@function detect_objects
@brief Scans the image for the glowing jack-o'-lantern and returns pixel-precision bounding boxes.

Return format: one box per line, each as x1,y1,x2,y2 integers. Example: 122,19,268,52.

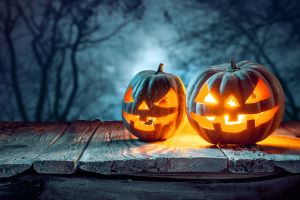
186,59,285,144
122,63,187,141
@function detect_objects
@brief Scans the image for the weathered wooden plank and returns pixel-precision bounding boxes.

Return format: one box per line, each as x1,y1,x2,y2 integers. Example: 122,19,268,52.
219,127,287,173
2,120,300,176
34,121,100,174
79,122,227,174
1,174,300,200
220,145,274,173
258,130,300,173
123,171,280,180
0,123,67,177
220,126,300,173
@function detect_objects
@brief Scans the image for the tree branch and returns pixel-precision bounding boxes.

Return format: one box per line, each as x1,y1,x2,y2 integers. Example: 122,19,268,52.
2,0,28,121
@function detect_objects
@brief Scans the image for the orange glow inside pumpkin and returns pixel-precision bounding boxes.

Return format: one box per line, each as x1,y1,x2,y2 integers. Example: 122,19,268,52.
138,101,149,110
226,95,240,108
191,78,278,133
246,78,271,104
124,86,134,103
123,88,178,131
154,89,178,107
195,83,218,104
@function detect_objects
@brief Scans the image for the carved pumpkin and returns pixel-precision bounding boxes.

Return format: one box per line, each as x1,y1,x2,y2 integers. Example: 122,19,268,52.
122,64,187,141
186,59,285,144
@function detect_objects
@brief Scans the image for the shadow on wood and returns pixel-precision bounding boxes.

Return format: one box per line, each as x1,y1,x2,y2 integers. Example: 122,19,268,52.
0,174,300,200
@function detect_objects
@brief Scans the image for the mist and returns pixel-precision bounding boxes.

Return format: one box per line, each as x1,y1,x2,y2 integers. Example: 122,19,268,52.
0,0,299,121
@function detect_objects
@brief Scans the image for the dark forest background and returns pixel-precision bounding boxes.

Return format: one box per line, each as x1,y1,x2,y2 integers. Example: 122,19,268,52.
0,0,299,122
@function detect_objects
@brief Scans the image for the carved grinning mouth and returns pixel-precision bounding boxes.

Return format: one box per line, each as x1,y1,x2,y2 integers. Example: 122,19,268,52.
190,106,279,133
123,112,177,131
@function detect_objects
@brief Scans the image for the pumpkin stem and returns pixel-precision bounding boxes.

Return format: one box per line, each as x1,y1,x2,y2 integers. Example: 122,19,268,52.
227,58,239,72
156,63,164,74
230,58,237,69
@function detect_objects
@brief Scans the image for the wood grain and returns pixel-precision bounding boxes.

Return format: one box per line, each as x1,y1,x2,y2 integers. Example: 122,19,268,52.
33,121,100,174
0,123,67,177
1,174,300,200
1,121,300,176
220,125,300,173
79,122,227,174
220,145,274,173
258,127,300,173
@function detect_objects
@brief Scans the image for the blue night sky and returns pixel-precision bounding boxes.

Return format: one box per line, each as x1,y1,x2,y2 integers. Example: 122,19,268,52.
0,0,299,121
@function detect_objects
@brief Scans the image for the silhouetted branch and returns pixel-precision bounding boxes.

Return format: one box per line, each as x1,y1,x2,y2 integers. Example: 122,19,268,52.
82,21,130,44
1,0,28,121
60,28,81,120
53,51,65,119
228,13,299,120
0,0,144,121
169,0,300,120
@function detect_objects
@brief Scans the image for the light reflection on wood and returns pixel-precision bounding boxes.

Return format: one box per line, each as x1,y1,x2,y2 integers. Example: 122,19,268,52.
121,121,300,156
126,122,217,158
82,121,300,174
161,122,215,149
258,134,300,154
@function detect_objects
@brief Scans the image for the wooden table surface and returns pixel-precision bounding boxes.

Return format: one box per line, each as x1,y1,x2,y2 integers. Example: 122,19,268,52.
0,120,300,178
1,121,300,199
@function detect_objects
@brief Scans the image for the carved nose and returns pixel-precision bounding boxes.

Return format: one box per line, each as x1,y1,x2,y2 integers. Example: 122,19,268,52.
226,95,240,108
138,101,149,110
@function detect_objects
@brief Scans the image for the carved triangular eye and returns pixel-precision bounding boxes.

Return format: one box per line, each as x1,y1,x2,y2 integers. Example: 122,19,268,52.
124,86,134,103
154,88,178,108
246,79,270,104
195,83,218,104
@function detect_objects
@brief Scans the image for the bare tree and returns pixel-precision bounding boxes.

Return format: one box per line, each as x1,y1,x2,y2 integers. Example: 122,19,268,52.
165,0,300,120
0,0,28,120
0,0,144,121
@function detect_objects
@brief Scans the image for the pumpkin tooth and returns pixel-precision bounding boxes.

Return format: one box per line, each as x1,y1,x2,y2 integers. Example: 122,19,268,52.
227,114,238,121
213,123,222,132
130,121,135,128
144,119,153,125
139,115,147,121
224,115,245,125
247,119,255,129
